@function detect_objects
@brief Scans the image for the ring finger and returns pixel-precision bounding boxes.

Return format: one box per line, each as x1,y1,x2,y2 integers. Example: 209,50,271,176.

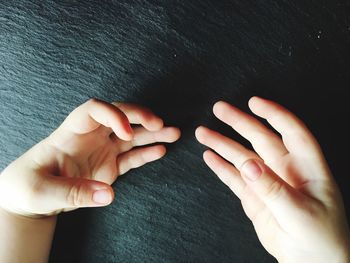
195,126,260,169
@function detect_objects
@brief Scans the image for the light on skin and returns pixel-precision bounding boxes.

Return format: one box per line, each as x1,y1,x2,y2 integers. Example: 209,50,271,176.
0,99,181,263
195,97,350,263
0,96,349,263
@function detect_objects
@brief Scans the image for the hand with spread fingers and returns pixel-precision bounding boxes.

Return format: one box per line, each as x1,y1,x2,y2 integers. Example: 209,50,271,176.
196,96,350,263
0,98,181,217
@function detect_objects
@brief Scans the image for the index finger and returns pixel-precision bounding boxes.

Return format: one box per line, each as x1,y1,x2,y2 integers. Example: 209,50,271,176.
112,102,164,131
61,99,133,141
248,97,322,156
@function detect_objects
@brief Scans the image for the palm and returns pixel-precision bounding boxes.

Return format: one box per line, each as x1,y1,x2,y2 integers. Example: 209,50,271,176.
51,125,121,184
196,97,346,261
46,100,180,186
244,155,307,254
0,99,180,216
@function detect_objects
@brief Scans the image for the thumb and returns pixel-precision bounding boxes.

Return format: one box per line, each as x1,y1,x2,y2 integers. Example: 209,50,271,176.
42,176,114,212
240,159,301,220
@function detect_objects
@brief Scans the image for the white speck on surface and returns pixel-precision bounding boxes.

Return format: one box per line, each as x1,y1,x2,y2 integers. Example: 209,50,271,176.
317,30,322,39
174,54,177,58
278,44,282,52
288,46,292,56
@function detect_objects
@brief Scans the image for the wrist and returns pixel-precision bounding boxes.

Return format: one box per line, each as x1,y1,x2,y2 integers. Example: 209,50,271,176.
0,207,57,263
0,205,57,224
279,247,350,263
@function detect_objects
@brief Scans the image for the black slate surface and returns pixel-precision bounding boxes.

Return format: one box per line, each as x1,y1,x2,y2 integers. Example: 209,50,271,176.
1,1,350,262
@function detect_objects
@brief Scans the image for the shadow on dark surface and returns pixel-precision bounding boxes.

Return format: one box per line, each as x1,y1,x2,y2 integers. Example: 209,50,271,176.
50,24,349,263
243,43,350,218
1,0,350,263
50,210,92,263
130,63,214,129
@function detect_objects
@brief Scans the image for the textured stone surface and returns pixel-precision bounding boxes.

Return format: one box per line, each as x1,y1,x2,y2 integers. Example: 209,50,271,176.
1,1,350,262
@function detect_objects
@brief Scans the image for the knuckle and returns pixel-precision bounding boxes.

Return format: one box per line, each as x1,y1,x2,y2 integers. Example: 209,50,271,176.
87,98,106,109
139,110,149,122
85,98,97,108
264,180,284,202
112,101,122,107
137,151,147,166
257,131,278,145
67,182,85,207
88,98,99,104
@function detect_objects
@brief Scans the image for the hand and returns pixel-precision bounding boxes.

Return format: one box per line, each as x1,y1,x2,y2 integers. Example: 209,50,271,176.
196,97,350,263
0,99,180,217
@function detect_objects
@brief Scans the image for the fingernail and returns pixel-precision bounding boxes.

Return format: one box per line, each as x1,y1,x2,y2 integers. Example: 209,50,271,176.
92,189,112,204
241,160,262,181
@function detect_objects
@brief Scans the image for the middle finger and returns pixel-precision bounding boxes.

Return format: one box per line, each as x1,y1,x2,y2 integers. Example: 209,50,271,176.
117,126,181,153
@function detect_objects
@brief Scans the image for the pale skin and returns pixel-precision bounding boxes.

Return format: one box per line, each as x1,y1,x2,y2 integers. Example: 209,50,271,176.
195,96,350,263
0,99,181,263
0,97,349,263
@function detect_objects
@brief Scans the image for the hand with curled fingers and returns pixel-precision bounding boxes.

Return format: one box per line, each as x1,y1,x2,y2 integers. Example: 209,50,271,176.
196,97,350,263
0,98,181,217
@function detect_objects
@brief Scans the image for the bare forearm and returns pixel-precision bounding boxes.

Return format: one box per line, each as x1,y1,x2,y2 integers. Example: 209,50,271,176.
0,208,56,263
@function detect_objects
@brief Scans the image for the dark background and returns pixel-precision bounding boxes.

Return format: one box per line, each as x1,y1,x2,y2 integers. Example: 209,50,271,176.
1,1,349,262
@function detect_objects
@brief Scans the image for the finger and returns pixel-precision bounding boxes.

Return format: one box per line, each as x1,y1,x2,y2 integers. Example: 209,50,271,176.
213,101,288,164
112,102,164,131
203,150,246,199
133,126,181,146
248,97,321,156
61,99,133,141
117,145,166,175
240,159,304,226
195,126,259,169
37,176,114,213
240,187,267,223
118,126,181,153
